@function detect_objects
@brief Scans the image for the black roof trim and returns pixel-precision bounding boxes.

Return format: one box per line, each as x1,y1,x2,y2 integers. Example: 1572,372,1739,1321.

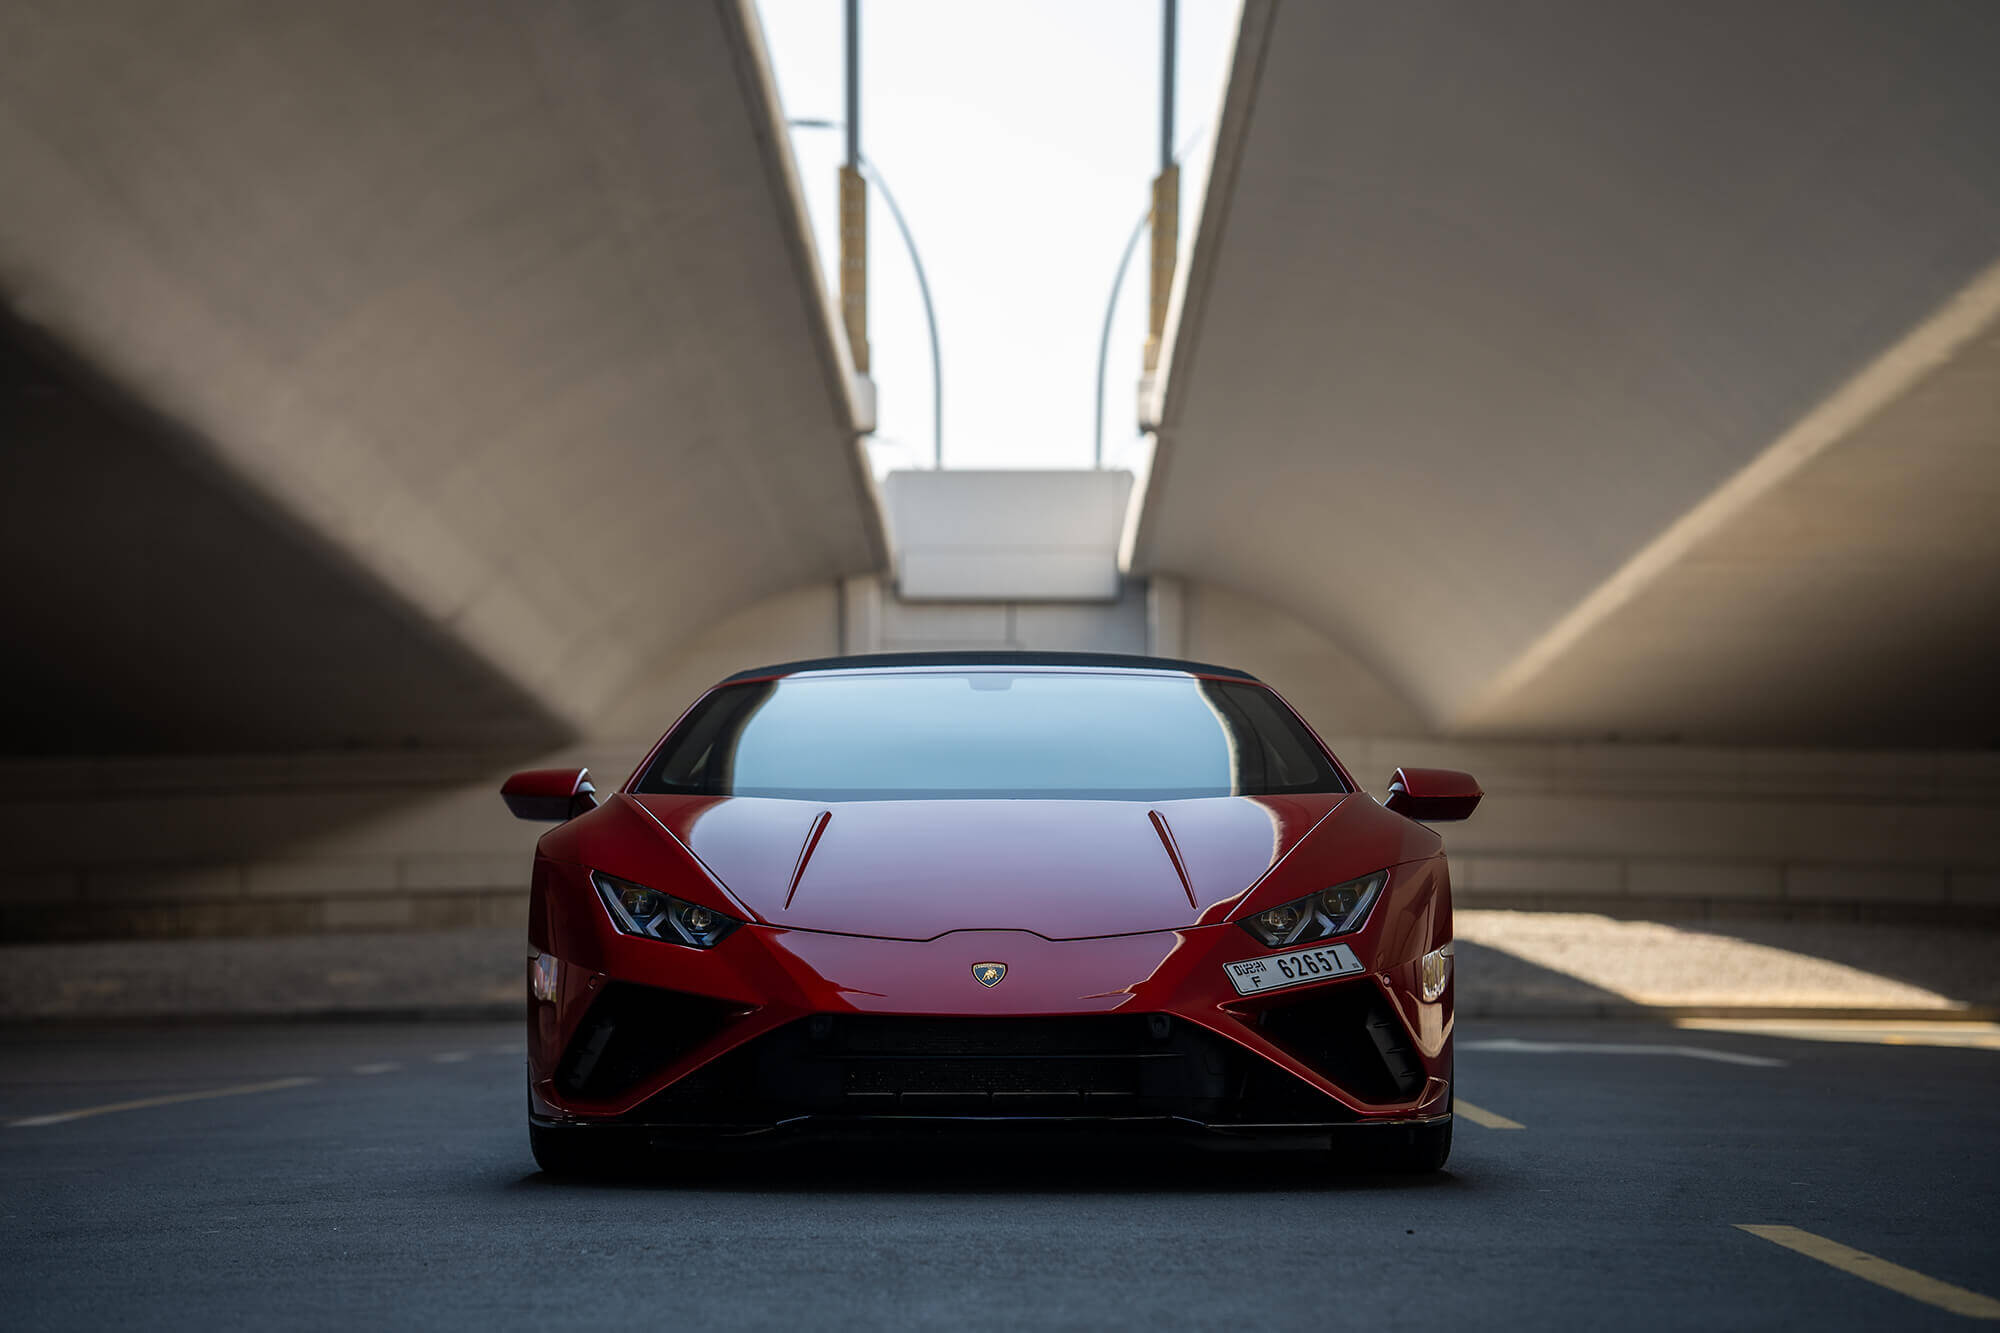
720,651,1259,684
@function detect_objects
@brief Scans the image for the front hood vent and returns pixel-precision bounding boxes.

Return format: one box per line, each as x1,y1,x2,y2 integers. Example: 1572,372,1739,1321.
628,792,1347,941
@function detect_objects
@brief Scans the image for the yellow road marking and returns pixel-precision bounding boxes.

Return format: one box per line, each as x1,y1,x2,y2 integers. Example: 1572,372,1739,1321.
7,1077,317,1128
1682,1018,2000,1051
1455,1099,1523,1130
1738,1225,2000,1320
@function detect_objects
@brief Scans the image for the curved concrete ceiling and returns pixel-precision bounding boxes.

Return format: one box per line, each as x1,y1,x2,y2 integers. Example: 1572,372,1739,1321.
0,0,883,751
1459,273,2000,747
0,312,566,754
1134,0,2000,745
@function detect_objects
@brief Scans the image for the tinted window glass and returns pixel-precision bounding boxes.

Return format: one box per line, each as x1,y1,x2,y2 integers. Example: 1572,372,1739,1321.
637,672,1345,800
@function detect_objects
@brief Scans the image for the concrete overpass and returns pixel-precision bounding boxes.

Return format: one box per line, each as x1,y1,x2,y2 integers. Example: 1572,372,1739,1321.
0,0,883,755
1134,0,2000,748
1,0,1996,938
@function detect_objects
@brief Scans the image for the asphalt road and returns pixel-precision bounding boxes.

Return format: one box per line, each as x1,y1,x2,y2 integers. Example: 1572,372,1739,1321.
2,1018,1995,1330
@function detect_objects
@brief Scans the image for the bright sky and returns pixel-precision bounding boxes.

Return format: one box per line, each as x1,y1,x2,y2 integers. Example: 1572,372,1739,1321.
757,0,1242,472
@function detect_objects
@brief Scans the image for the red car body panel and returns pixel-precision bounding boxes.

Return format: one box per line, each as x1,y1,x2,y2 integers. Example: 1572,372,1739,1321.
618,791,1386,939
515,657,1468,1141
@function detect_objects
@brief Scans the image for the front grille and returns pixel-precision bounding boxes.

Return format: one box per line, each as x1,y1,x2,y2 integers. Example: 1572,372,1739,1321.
634,1013,1354,1125
845,1058,1142,1097
823,1014,1171,1058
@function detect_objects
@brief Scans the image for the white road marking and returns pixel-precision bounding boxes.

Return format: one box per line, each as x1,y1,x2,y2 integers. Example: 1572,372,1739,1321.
8,1077,318,1128
351,1062,401,1075
430,1051,470,1064
1462,1038,1783,1067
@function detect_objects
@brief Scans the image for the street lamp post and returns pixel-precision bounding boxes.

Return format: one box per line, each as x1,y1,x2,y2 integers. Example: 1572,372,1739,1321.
1141,0,1179,414
1093,209,1150,470
791,119,943,470
1095,113,1204,469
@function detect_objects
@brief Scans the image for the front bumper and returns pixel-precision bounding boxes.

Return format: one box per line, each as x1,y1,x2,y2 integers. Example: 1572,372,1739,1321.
527,860,1453,1135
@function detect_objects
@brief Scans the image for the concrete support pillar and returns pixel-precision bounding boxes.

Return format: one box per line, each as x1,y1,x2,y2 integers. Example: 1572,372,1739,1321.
839,573,882,654
1147,574,1186,658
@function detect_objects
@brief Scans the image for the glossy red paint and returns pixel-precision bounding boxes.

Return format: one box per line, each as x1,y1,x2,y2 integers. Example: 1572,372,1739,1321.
515,659,1472,1141
1383,767,1484,823
501,767,598,823
523,847,1454,1123
631,792,1323,939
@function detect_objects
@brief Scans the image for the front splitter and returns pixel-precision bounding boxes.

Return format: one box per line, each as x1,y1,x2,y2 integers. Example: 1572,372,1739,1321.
531,1110,1453,1149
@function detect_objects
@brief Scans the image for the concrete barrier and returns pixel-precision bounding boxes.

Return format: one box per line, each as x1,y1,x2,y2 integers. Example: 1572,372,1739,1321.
3,736,1995,940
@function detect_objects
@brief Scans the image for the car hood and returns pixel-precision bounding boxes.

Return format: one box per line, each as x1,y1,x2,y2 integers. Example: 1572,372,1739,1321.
626,792,1353,941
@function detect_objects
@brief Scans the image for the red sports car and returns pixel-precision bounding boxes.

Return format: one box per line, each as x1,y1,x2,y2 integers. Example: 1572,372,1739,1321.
501,653,1479,1175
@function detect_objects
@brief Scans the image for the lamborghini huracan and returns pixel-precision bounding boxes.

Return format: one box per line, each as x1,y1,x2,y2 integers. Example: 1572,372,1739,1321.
502,652,1480,1174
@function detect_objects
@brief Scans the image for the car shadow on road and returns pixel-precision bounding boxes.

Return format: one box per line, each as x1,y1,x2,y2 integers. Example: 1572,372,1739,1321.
507,1137,1504,1197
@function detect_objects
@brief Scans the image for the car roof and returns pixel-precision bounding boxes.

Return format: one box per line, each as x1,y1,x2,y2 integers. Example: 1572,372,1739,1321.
719,651,1261,684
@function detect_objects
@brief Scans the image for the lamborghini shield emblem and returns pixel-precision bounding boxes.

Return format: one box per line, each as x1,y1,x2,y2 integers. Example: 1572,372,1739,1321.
972,961,1008,988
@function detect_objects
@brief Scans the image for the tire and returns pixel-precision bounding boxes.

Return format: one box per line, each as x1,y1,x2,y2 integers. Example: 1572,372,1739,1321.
1382,1116,1452,1174
1338,1110,1453,1174
528,1122,629,1179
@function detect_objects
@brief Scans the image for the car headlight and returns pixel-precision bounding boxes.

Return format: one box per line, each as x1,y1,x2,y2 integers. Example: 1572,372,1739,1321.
592,871,740,948
1239,870,1387,948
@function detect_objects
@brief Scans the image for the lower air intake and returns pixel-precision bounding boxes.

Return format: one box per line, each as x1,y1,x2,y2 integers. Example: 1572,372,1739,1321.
1257,982,1427,1104
554,983,739,1102
637,1013,1354,1125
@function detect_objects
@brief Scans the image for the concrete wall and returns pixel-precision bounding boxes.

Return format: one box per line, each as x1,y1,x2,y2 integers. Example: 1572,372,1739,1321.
0,749,581,941
1159,577,1429,737
1186,577,2000,920
7,574,1994,941
0,575,1156,940
8,729,1992,941
594,573,1151,739
1332,737,2000,922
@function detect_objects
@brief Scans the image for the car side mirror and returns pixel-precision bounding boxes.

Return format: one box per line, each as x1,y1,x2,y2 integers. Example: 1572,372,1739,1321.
501,767,599,822
1382,766,1481,822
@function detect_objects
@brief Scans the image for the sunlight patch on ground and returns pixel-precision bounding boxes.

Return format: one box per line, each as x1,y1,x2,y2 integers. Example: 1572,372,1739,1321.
1456,911,1964,1010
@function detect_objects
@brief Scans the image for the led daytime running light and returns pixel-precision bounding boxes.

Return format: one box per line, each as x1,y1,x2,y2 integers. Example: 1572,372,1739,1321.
591,871,740,949
1239,870,1387,948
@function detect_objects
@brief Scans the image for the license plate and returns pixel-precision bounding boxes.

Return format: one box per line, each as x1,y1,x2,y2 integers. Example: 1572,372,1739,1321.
1223,942,1364,996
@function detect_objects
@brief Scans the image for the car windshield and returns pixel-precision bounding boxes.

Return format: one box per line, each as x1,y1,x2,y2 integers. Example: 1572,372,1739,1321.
635,671,1347,801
